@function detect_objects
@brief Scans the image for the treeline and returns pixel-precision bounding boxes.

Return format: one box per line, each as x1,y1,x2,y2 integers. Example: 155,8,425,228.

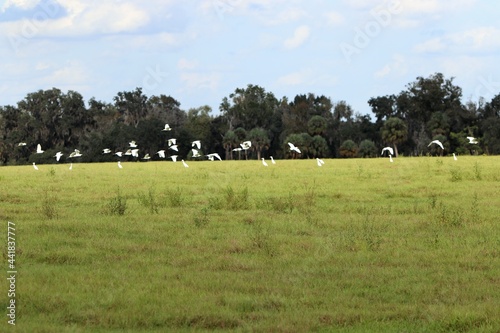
1,72,499,165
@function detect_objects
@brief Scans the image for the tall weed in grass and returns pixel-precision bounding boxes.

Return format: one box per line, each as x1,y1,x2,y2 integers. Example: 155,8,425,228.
39,188,58,219
104,187,127,216
137,185,164,214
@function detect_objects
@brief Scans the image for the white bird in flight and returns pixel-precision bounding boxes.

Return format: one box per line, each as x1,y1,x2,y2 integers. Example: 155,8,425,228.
36,144,44,154
69,149,82,158
170,155,178,162
182,159,189,168
316,158,325,167
270,156,276,164
131,149,139,158
261,158,268,167
192,140,201,149
232,147,242,152
168,138,176,146
32,162,38,170
156,150,166,158
428,140,444,150
381,147,394,156
169,145,178,152
192,149,201,158
142,153,151,160
288,142,301,154
18,142,27,147
102,148,111,154
162,124,172,131
466,136,478,144
240,141,251,150
115,152,123,157
206,153,222,161
54,152,63,162
129,141,138,148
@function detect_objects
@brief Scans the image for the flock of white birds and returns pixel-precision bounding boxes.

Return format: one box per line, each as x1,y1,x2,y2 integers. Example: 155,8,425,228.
380,136,478,163
25,124,478,170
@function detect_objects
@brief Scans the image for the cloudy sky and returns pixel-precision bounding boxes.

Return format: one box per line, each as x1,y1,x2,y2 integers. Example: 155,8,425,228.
1,0,499,116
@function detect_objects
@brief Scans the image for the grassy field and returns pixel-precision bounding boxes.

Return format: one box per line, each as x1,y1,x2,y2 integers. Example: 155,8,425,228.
1,156,499,332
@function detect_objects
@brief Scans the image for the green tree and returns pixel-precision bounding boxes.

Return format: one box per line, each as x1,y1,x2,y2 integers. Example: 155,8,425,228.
248,127,270,160
308,115,327,136
358,139,377,157
339,140,358,158
381,117,408,157
113,87,148,128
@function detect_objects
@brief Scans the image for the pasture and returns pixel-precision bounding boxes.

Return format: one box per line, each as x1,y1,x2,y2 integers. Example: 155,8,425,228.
1,156,499,332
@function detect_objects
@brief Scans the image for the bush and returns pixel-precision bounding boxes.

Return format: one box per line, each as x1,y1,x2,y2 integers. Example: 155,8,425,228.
358,139,377,158
339,140,358,158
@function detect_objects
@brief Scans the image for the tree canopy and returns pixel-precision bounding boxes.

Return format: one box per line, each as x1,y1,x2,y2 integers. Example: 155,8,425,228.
1,73,499,165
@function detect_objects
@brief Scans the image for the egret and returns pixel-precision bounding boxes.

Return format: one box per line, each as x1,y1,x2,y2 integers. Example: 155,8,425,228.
192,140,201,149
169,145,178,152
142,153,151,160
156,150,166,158
129,141,138,148
288,142,301,154
102,148,111,154
54,152,63,162
466,136,478,144
182,159,189,168
453,153,457,161
270,156,276,164
124,149,132,156
261,158,268,166
206,153,221,161
36,144,44,154
192,149,201,158
69,149,82,158
170,155,178,162
117,161,123,169
18,142,27,146
240,141,251,150
428,140,444,150
316,158,325,166
69,163,73,170
232,147,242,152
381,147,394,156
162,124,171,131
115,152,123,157
389,155,394,163
131,149,139,158
168,138,177,146
32,162,38,170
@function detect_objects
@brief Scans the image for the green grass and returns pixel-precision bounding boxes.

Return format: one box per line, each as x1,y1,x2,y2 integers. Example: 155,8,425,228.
1,156,499,332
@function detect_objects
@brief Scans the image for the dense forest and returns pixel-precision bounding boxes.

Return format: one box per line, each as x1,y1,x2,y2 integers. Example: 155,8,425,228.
1,72,499,165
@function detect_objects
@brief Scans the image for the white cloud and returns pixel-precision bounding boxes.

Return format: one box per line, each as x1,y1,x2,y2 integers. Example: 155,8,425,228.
414,26,500,54
374,54,407,78
414,37,446,53
325,11,345,26
2,0,39,11
283,25,310,49
180,72,220,90
177,58,198,70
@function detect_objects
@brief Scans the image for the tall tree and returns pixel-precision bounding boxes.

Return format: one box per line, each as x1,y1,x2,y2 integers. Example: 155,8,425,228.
381,117,408,157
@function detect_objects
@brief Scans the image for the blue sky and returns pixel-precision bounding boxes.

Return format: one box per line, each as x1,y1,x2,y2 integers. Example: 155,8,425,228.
1,0,499,117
